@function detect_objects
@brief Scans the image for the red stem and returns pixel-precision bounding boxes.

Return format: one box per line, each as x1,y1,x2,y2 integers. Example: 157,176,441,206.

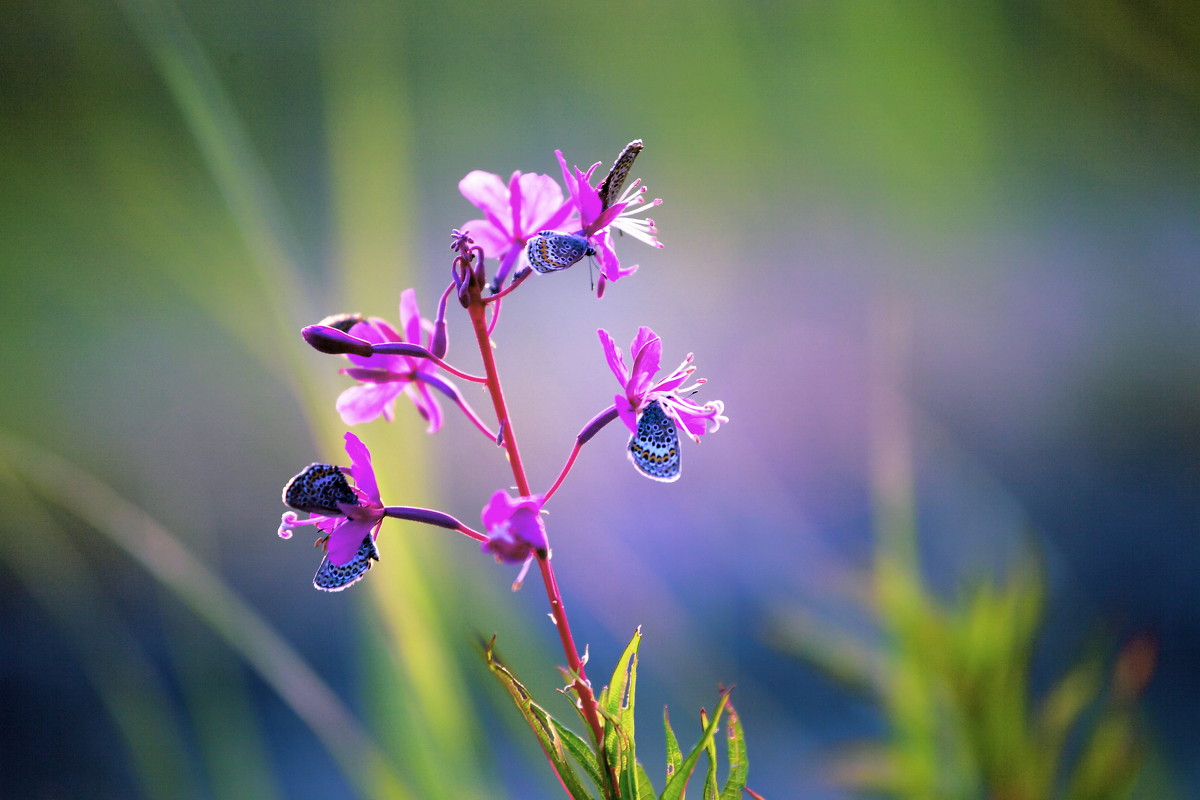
465,293,606,749
541,442,582,505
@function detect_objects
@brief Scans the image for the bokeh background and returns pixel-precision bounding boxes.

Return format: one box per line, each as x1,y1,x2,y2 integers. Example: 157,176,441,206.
2,1,1196,798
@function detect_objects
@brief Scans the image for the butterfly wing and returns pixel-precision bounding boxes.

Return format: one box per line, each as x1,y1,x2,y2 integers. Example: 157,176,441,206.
627,400,681,482
313,533,380,592
283,463,357,514
598,139,644,210
526,231,595,274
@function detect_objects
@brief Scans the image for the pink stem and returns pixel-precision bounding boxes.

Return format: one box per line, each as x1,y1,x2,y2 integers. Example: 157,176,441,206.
541,442,581,505
369,344,488,383
484,268,531,303
542,406,620,503
465,289,606,750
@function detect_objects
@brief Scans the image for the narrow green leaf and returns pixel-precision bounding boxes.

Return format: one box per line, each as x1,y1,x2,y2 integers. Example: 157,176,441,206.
620,763,643,800
663,707,684,792
602,628,644,798
620,648,642,800
606,628,644,720
720,701,748,799
660,691,731,800
700,709,719,800
1035,658,1103,794
552,718,607,798
600,704,633,799
636,763,658,799
483,639,596,800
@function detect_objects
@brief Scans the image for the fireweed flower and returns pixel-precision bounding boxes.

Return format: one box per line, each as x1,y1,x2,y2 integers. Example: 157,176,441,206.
599,326,727,441
337,288,446,431
458,169,575,290
481,490,548,588
279,432,385,591
556,141,663,296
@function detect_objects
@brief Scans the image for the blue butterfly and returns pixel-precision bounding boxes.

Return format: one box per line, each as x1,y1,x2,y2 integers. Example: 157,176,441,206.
526,230,595,273
282,463,380,591
627,400,681,482
313,534,380,592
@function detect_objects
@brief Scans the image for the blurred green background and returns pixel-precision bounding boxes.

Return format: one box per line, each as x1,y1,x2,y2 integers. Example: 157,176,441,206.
2,1,1196,798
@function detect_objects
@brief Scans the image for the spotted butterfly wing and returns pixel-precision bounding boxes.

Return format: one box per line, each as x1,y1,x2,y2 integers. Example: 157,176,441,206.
313,534,380,592
627,400,681,482
526,231,595,274
598,139,644,210
283,463,356,514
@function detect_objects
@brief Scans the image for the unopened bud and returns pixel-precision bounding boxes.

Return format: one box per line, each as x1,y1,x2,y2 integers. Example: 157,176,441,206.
301,324,375,357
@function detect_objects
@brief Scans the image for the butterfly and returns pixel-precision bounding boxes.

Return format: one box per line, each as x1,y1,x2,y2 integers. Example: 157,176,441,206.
526,230,595,273
627,399,681,482
313,533,380,592
282,463,380,591
283,462,357,513
598,139,644,210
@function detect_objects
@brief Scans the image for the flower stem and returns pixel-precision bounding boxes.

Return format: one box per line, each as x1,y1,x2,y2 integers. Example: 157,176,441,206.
465,292,606,749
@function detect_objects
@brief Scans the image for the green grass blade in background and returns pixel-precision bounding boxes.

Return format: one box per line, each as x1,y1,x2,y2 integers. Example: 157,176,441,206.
0,465,199,800
110,1,491,795
0,429,414,799
318,2,491,796
163,605,281,800
114,0,315,356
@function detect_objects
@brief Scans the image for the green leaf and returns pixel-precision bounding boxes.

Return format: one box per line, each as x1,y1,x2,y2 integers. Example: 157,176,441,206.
700,709,719,800
602,628,644,798
605,628,643,721
1035,658,1103,794
552,718,607,798
720,701,748,799
483,638,597,800
660,691,731,800
636,763,658,799
663,707,684,792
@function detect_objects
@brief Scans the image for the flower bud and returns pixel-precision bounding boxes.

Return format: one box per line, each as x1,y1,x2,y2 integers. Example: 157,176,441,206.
302,324,375,357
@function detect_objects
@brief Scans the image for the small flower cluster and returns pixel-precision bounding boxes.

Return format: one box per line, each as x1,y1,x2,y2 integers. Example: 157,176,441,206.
279,140,725,592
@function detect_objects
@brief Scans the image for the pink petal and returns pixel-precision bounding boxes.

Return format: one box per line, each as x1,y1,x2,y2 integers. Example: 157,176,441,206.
615,392,639,434
575,171,604,228
342,432,380,505
555,151,575,203
628,332,662,399
597,329,629,386
398,289,422,346
336,383,402,425
405,381,444,433
326,518,375,566
341,367,404,384
458,170,509,216
481,489,516,530
508,506,547,551
514,172,568,233
674,410,709,440
592,233,638,283
458,218,511,258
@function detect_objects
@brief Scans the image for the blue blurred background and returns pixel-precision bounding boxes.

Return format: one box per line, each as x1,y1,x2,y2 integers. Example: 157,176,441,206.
1,1,1196,798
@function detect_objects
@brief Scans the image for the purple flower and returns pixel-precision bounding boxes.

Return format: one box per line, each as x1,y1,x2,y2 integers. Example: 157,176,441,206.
480,490,548,565
556,149,663,295
336,289,446,431
458,169,574,289
598,326,727,442
278,432,385,568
